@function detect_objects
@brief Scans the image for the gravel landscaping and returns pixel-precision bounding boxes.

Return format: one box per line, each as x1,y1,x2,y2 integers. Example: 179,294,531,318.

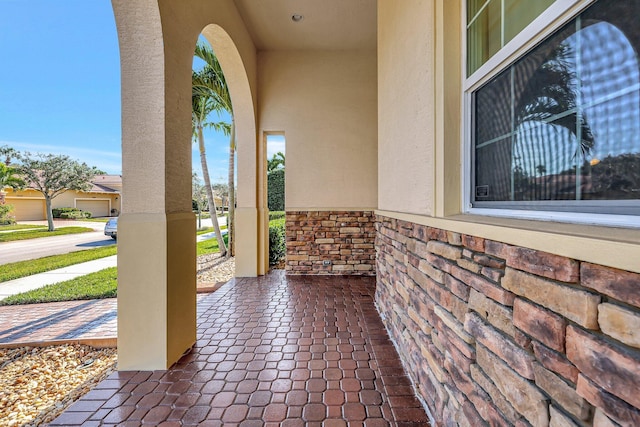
197,252,235,288
0,345,117,426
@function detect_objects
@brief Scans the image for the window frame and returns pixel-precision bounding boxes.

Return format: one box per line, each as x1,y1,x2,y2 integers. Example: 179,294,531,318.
462,0,640,228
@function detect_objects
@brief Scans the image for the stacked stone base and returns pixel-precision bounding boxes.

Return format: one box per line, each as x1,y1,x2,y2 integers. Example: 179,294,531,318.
285,211,375,275
375,215,640,427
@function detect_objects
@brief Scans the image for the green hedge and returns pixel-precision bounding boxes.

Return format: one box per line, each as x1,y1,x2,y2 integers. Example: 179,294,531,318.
268,221,286,265
52,207,92,219
0,204,15,225
267,168,285,211
269,211,285,221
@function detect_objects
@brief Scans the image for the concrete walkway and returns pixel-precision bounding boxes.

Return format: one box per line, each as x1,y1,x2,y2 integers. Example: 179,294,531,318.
0,255,118,301
197,229,228,242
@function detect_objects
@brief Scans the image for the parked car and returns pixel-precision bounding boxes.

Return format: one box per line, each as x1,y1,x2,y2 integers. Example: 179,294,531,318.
104,217,118,239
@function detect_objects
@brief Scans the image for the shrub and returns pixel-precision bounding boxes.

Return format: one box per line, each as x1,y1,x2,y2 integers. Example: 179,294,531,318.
268,221,286,266
53,207,91,219
267,168,285,211
0,204,15,225
269,211,285,221
52,207,75,217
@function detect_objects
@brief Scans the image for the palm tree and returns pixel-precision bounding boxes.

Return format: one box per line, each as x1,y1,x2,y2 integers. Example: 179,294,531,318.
268,152,285,172
192,68,229,256
515,43,594,158
0,162,24,204
194,42,236,257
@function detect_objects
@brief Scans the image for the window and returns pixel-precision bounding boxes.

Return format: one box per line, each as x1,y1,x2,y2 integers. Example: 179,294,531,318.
467,0,556,75
468,0,640,221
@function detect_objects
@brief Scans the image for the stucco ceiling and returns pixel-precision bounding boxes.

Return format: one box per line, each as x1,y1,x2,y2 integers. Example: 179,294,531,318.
233,0,377,51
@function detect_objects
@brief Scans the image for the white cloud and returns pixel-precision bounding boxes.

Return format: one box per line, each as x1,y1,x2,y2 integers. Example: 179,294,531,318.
266,137,286,160
1,140,122,174
2,141,120,158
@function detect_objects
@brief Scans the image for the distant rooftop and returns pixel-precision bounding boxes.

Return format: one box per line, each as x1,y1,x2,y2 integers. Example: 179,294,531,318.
89,174,122,193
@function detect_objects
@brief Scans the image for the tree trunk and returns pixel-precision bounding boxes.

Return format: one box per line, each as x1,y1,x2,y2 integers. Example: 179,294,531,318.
45,196,54,231
199,124,227,256
227,119,236,257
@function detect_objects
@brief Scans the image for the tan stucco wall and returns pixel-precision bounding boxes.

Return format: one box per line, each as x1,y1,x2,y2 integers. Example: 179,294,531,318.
377,0,435,216
376,0,640,275
5,189,120,220
113,0,260,369
55,191,120,216
258,50,378,210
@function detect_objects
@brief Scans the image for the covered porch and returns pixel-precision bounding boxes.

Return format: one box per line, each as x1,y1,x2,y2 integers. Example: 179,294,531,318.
50,272,429,426
91,0,640,426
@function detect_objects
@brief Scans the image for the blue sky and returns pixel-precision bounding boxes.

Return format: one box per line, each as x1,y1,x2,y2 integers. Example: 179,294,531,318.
0,1,284,183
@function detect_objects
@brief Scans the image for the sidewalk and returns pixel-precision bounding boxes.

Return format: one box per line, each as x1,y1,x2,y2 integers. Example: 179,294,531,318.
0,298,117,347
197,228,227,242
0,255,117,301
0,229,223,301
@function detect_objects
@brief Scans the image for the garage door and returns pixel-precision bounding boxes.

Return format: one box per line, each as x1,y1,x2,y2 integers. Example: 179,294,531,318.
76,200,110,218
7,198,46,221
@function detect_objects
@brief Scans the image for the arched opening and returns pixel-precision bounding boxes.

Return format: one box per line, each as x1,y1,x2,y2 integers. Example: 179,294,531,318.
112,1,262,370
199,24,262,278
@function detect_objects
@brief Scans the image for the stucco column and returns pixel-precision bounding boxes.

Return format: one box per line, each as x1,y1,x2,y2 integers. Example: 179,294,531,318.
113,0,196,370
235,128,263,277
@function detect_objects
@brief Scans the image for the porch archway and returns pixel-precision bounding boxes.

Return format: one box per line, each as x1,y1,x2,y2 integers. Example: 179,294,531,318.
112,0,263,370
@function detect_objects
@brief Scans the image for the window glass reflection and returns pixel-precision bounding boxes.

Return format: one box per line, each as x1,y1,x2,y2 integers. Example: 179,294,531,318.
473,0,640,210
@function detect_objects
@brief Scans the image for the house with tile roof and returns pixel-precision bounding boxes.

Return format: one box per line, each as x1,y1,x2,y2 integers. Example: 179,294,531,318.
4,174,122,220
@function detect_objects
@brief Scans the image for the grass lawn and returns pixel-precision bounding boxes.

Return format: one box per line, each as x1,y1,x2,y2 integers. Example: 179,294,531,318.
197,233,229,256
0,226,94,243
0,267,118,306
81,218,110,223
0,245,117,282
1,227,227,305
0,224,45,232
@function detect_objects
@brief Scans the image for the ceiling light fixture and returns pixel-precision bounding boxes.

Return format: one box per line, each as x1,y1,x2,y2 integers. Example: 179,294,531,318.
291,14,304,22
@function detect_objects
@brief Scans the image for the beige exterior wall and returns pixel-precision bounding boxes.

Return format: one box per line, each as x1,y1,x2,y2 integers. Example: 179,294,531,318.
377,5,639,425
376,0,640,275
258,50,378,210
56,191,120,216
377,0,435,216
5,188,120,220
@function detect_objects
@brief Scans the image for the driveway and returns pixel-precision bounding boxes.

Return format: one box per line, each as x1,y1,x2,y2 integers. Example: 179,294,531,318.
0,221,115,264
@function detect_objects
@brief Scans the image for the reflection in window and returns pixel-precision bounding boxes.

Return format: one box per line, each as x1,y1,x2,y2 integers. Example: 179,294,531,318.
472,0,640,214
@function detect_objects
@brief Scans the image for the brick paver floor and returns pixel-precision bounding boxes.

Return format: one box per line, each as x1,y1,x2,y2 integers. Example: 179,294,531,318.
49,271,430,426
0,298,117,346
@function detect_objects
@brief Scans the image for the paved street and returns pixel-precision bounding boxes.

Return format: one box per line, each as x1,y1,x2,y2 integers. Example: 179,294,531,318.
0,215,226,265
0,230,115,264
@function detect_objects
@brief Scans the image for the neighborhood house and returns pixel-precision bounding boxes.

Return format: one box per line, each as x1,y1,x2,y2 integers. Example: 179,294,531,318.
4,174,122,220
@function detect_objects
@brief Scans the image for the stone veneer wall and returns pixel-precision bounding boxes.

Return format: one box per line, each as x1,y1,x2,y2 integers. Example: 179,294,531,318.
375,215,640,426
286,211,376,275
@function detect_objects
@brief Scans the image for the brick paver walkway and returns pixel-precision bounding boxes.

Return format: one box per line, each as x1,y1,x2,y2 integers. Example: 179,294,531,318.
0,298,117,346
50,272,430,426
